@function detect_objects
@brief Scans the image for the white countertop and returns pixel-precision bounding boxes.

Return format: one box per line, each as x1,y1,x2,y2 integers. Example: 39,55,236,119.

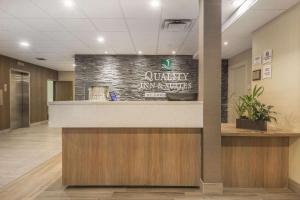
48,101,203,128
48,101,202,105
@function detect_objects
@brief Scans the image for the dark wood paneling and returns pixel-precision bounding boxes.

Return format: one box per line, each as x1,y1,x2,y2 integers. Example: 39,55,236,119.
54,81,73,101
0,54,58,130
62,128,201,186
222,137,289,188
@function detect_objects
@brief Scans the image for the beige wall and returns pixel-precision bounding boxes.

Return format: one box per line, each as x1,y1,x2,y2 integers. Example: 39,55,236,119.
58,71,75,99
252,4,300,184
58,71,74,82
227,49,252,123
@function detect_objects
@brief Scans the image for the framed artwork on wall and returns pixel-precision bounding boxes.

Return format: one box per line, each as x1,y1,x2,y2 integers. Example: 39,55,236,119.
252,69,261,81
262,65,272,79
253,56,262,65
263,49,273,64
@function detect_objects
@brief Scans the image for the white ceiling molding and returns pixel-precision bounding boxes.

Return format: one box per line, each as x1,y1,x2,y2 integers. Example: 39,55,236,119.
222,0,258,32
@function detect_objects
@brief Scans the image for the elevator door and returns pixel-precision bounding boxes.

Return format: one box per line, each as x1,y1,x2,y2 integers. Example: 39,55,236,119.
10,70,30,129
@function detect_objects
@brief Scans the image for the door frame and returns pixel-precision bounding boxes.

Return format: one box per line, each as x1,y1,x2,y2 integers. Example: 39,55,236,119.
228,63,248,122
9,68,31,129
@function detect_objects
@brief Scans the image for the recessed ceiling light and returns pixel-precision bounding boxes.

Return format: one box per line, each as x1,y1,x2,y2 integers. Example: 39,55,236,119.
224,41,229,46
64,0,74,8
172,50,176,55
72,64,76,67
97,36,105,43
104,51,108,54
138,50,143,55
150,0,161,8
19,41,30,47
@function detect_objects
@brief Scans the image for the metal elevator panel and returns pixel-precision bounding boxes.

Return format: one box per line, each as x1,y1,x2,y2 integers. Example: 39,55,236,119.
10,70,30,129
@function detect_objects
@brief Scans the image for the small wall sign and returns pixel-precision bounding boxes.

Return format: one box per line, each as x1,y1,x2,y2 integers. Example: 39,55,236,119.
145,92,167,98
262,65,272,79
263,49,273,64
253,56,262,65
252,69,261,81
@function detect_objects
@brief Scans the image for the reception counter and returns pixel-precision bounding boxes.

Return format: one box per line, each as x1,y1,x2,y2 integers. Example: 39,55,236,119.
49,101,203,187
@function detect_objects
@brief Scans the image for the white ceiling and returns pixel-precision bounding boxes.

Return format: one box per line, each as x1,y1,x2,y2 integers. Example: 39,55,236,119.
0,0,199,71
222,0,300,58
0,0,299,71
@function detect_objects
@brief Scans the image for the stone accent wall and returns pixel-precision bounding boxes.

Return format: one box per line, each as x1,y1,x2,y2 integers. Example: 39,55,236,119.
221,59,228,123
75,55,198,101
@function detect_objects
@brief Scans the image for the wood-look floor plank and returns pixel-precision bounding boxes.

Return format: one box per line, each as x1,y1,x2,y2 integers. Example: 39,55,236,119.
0,123,61,187
0,153,62,200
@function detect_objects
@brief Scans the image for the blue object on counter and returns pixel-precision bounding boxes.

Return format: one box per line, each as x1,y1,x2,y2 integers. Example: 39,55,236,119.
110,91,117,101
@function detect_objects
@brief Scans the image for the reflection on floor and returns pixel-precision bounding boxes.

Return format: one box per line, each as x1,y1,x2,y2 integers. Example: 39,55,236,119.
0,123,61,187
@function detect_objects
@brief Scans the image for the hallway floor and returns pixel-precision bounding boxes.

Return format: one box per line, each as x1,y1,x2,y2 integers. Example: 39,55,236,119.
0,123,61,187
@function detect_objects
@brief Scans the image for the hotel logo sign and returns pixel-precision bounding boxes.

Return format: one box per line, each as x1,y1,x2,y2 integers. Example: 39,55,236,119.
161,59,172,71
139,58,192,96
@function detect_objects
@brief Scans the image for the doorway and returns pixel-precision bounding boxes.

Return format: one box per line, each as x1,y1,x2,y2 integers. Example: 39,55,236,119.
228,64,248,123
54,81,73,101
10,70,30,129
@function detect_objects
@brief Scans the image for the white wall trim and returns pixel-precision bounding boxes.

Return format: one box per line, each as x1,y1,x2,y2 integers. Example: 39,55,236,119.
200,179,223,194
30,120,48,126
0,128,11,134
289,178,300,194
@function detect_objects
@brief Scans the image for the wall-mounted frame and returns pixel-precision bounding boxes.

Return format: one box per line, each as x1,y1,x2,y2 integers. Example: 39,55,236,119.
252,69,261,81
253,56,262,65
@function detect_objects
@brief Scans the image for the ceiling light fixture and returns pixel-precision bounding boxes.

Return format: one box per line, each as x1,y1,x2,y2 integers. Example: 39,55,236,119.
138,50,143,55
72,64,76,67
150,0,161,8
172,50,176,55
19,41,30,48
222,0,258,32
63,0,74,8
97,36,105,43
224,41,229,46
104,51,108,54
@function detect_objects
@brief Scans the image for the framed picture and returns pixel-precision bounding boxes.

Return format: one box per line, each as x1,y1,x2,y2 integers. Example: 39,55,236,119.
262,65,272,79
252,69,261,81
253,56,262,65
263,49,273,64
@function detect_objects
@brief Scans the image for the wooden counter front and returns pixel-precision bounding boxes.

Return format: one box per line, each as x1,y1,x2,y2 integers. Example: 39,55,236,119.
62,128,201,186
221,124,300,188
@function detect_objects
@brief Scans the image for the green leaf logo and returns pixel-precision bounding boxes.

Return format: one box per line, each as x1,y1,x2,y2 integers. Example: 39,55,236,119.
161,59,172,71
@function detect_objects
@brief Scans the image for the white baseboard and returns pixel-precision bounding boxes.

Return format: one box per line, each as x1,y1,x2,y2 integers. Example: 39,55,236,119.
0,128,11,134
289,178,300,194
30,120,48,126
200,179,223,194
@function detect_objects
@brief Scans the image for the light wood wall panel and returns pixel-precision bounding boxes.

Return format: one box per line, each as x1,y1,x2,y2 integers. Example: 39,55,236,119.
62,128,201,186
0,54,58,130
222,137,289,188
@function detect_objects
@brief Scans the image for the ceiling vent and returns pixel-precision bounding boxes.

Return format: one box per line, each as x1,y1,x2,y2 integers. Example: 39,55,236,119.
162,19,194,31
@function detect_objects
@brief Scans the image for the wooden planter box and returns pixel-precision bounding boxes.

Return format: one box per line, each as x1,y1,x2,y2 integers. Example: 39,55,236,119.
236,119,267,131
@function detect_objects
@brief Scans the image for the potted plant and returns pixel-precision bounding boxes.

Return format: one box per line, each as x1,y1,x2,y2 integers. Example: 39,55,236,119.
235,85,277,131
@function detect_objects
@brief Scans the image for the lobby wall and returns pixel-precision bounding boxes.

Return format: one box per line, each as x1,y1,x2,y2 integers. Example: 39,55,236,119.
75,55,198,101
0,54,58,131
58,71,74,82
252,3,300,184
